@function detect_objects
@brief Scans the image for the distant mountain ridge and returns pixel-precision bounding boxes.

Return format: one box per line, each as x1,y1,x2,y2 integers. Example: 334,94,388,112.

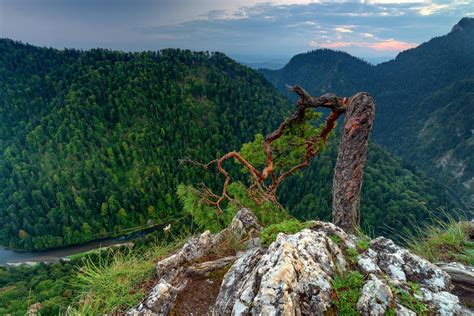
261,17,474,205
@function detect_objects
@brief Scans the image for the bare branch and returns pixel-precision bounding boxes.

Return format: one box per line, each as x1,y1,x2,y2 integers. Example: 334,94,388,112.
182,85,355,209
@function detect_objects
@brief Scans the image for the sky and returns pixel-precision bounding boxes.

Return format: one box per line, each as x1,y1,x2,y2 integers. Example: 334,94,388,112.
0,0,472,64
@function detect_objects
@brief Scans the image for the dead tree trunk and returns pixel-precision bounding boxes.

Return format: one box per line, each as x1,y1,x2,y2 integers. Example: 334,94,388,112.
332,92,375,233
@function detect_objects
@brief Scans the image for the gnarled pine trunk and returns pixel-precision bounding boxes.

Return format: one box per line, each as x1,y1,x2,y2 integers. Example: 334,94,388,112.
332,92,375,233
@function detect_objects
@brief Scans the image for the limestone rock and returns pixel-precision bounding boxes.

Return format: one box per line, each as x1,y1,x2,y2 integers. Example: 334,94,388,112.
129,281,182,315
358,237,468,315
128,208,261,315
368,237,452,292
395,304,416,316
357,274,393,316
228,207,262,237
214,247,264,315
214,223,350,315
130,210,469,316
358,248,382,274
437,262,474,308
310,220,357,249
156,230,215,280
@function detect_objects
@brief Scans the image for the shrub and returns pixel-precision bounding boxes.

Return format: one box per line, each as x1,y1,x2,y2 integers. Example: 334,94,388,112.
331,271,364,315
73,242,176,313
259,220,312,246
405,214,474,265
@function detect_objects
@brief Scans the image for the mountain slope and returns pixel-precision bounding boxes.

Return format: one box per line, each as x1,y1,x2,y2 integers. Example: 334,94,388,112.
394,79,474,194
262,17,474,204
372,17,474,143
278,141,461,237
260,49,372,98
0,40,289,249
0,39,462,249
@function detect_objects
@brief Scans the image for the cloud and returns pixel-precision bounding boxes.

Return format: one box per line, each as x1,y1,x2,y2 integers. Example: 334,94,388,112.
366,0,428,3
309,38,418,52
418,3,450,15
334,27,354,33
309,40,353,48
1,0,472,60
368,39,418,50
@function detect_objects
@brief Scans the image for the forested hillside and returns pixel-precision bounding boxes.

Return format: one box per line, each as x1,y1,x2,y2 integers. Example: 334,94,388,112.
262,17,474,204
279,142,459,236
394,79,474,195
260,49,372,98
0,39,461,249
0,40,289,249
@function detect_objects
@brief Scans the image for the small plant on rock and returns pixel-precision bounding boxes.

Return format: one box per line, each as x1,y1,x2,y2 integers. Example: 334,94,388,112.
259,220,313,246
405,213,474,266
331,271,364,315
389,283,427,315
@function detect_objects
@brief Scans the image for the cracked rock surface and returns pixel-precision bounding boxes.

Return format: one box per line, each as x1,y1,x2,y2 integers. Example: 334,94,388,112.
128,208,261,315
214,226,350,315
437,262,474,308
129,209,471,315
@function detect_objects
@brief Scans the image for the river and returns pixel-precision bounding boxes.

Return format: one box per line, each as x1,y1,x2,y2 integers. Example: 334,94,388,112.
0,225,164,265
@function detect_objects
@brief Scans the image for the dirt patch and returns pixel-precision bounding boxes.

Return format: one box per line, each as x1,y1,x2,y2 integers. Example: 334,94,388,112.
130,234,242,314
171,267,227,315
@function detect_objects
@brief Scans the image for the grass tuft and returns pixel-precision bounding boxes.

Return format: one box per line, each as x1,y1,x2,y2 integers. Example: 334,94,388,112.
391,286,427,314
72,242,176,313
331,271,364,315
259,219,313,246
404,214,474,265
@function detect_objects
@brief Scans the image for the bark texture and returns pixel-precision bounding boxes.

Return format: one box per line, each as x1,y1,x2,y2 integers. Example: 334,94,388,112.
332,92,375,233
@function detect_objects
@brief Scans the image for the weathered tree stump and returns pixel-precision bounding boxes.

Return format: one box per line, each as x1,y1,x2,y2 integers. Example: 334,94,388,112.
332,92,375,233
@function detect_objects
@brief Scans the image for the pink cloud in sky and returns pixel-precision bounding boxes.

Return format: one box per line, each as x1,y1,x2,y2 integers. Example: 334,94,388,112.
368,39,417,51
309,38,418,52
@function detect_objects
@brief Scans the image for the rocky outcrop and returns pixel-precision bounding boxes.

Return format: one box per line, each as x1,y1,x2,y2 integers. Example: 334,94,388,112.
357,237,471,315
129,209,472,315
360,237,453,290
215,228,350,315
437,262,474,308
128,208,261,315
356,274,393,315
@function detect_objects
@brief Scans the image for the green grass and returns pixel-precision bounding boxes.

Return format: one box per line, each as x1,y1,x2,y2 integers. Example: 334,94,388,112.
259,219,313,246
331,271,364,315
346,247,360,265
66,248,104,261
405,214,474,266
72,242,176,313
391,286,427,314
356,237,370,252
330,235,342,245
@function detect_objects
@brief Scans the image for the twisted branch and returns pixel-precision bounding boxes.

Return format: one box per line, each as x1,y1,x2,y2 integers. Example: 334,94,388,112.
182,85,350,209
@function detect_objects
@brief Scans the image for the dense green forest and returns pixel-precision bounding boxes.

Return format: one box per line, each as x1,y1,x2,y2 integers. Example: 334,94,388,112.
261,17,474,205
393,79,474,195
0,38,462,250
279,142,460,236
0,260,76,314
0,40,289,249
